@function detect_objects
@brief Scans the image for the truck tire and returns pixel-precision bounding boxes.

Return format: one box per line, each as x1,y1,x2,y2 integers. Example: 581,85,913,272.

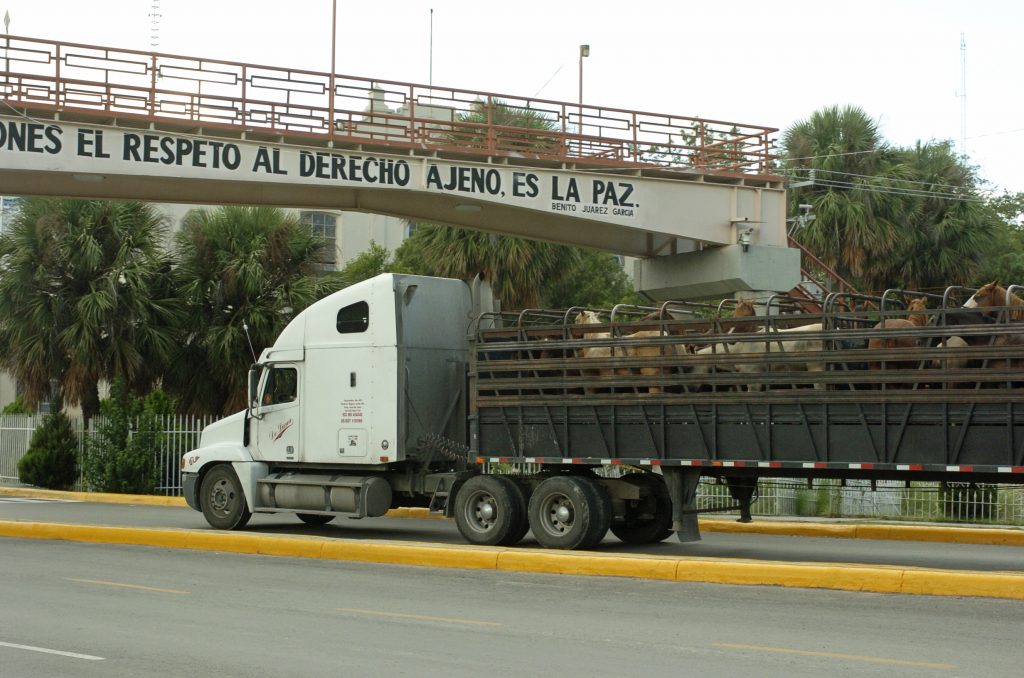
296,513,336,526
610,473,673,544
527,475,610,550
454,475,527,546
199,464,252,530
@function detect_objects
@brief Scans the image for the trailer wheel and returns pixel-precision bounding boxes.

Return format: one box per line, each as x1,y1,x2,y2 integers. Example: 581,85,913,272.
454,475,527,546
296,513,336,526
610,473,673,544
528,475,610,550
199,464,251,530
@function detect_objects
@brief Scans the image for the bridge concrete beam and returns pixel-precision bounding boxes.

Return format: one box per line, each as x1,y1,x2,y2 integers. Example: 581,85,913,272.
633,244,801,301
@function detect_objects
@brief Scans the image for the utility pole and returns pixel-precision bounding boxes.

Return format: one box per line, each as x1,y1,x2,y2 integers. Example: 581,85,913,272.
959,32,967,164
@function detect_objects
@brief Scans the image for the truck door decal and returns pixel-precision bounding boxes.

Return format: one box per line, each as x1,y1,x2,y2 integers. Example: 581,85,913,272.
270,418,294,442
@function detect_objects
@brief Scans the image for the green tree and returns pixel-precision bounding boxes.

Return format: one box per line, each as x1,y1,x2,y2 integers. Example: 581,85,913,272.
784,105,909,291
406,225,580,309
543,249,642,308
783,106,994,293
166,206,341,415
2,397,32,415
454,98,561,155
976,191,1024,284
17,404,78,490
83,378,172,494
0,199,180,418
335,241,393,287
879,141,996,290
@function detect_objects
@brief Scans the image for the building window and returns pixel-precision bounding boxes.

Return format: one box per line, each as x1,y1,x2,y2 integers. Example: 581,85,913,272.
299,211,338,271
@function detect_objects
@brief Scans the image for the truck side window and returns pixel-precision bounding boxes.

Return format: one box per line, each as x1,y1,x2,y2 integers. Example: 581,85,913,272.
262,367,298,406
337,301,369,334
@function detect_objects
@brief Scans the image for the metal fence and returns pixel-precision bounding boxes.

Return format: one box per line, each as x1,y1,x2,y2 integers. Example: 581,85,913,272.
0,413,216,495
696,477,1024,525
4,415,1024,524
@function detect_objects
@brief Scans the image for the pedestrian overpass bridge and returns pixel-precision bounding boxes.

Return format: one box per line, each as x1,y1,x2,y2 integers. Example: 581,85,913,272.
0,35,798,299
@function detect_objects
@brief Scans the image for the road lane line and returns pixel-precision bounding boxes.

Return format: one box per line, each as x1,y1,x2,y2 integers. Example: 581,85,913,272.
713,642,955,669
0,640,103,661
334,607,500,627
66,577,190,595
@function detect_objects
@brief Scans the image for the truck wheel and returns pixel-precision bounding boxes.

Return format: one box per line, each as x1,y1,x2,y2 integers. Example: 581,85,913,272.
296,513,336,526
527,475,610,550
199,465,252,530
610,473,673,544
454,475,527,546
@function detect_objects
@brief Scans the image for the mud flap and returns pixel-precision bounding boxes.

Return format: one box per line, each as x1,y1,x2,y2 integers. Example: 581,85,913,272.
662,467,702,542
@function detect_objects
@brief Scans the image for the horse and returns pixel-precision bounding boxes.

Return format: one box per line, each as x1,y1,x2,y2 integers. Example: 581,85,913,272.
963,281,1024,320
574,310,691,393
691,321,826,391
868,296,929,373
961,281,1024,379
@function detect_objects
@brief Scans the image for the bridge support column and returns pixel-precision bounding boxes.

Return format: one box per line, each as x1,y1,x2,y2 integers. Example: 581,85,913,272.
633,244,800,302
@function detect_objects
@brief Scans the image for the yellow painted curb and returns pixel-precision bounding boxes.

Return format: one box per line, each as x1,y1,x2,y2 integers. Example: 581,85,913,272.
700,518,1024,547
320,541,500,570
496,550,679,580
674,558,906,594
0,486,186,507
3,520,1024,600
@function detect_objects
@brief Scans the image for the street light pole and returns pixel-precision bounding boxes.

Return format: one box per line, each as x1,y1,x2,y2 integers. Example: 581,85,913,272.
578,44,589,139
3,12,10,88
329,0,337,140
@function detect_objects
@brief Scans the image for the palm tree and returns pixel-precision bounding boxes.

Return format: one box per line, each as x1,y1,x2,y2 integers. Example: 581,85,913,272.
881,141,996,290
412,100,581,310
783,105,911,291
407,225,581,309
0,199,179,418
166,206,340,415
453,98,562,156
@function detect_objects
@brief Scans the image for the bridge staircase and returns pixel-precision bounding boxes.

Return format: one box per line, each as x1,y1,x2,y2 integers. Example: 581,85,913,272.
785,235,860,313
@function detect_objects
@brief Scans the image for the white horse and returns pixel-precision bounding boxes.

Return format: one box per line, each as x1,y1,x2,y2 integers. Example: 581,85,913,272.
691,323,826,391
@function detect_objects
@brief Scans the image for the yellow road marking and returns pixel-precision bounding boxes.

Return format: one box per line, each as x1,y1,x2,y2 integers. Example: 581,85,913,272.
713,642,955,670
65,578,190,595
334,607,500,627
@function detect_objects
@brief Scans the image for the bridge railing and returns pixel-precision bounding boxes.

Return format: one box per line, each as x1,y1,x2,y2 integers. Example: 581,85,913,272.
0,35,778,177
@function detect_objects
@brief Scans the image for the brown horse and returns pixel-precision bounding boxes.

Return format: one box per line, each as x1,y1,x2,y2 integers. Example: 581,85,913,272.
574,310,690,393
963,281,1024,320
868,296,929,373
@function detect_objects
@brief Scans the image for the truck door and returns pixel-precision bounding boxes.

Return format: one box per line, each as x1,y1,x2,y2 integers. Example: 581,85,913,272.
254,364,301,463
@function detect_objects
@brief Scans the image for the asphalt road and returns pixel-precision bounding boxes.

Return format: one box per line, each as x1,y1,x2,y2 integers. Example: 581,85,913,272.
2,497,1024,572
2,538,1023,678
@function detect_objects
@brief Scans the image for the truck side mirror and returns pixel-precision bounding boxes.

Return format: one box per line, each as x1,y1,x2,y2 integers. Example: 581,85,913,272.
247,364,261,417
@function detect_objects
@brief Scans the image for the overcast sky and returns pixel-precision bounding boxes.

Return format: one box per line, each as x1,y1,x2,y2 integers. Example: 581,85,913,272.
4,0,1021,193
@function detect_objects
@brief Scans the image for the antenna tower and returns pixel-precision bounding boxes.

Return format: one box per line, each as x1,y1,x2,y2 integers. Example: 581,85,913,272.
149,1,162,50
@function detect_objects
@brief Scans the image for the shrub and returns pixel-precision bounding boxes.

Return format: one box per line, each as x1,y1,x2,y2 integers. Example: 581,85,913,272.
83,379,171,494
17,409,78,489
2,396,32,415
